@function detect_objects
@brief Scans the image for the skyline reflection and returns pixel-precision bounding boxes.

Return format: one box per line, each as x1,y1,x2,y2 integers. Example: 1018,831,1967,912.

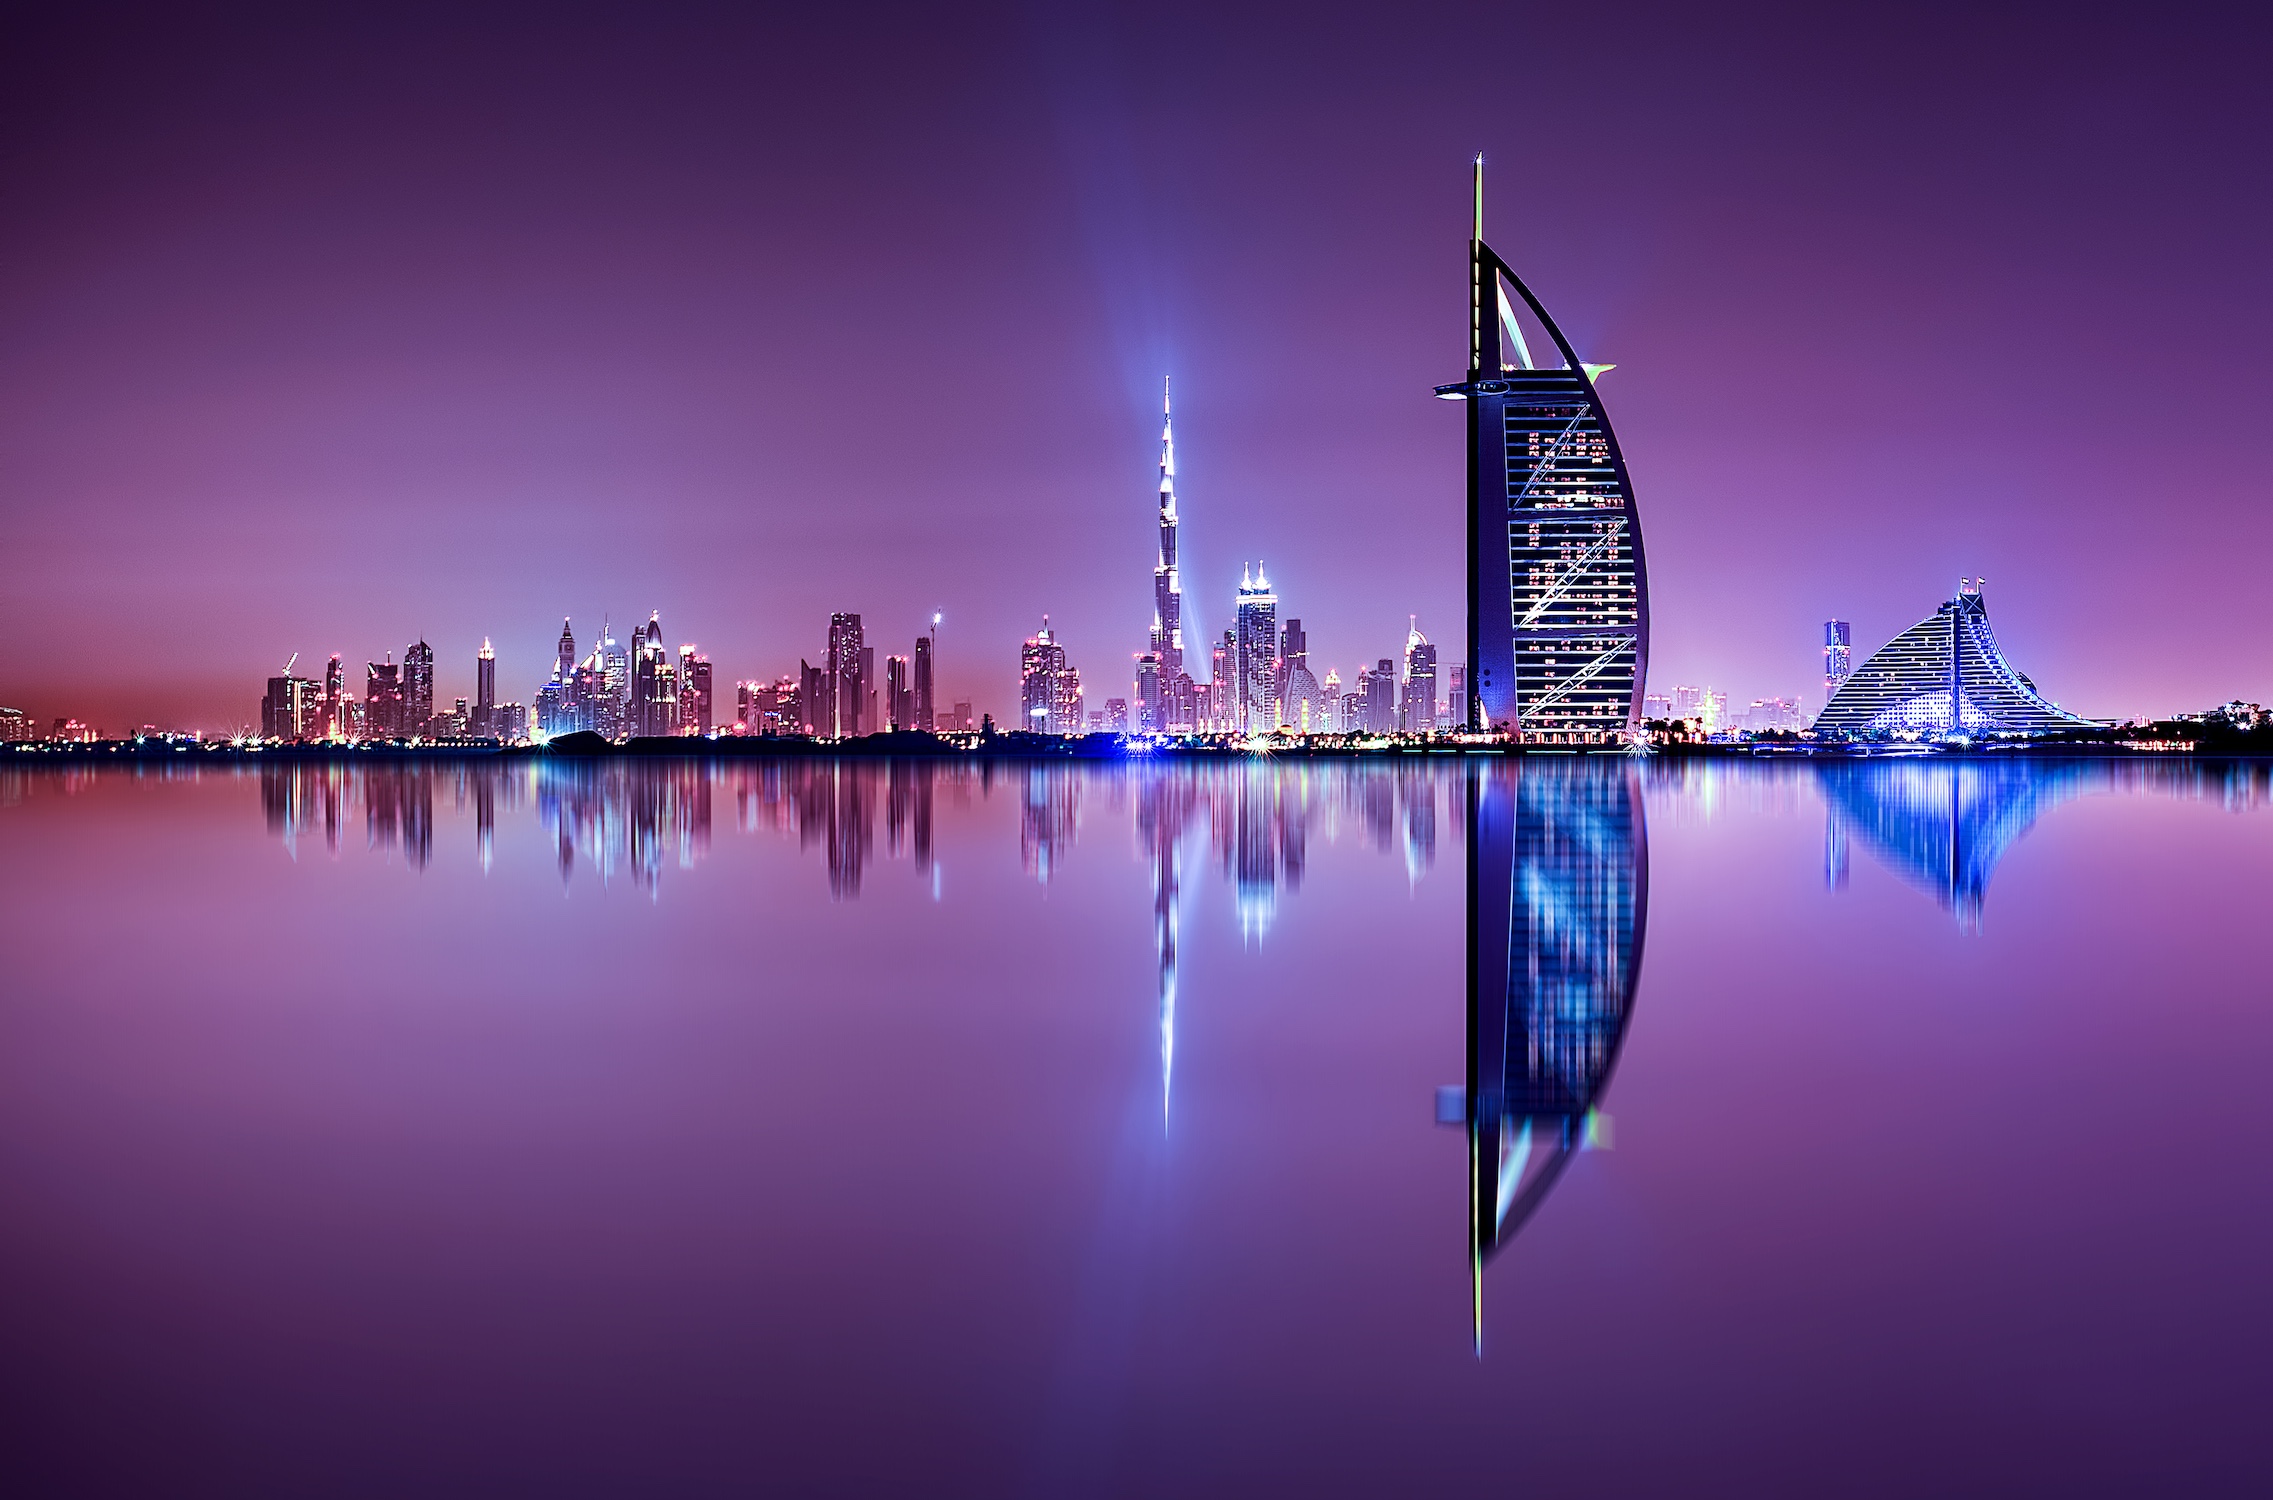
239,750,2273,1353
1811,757,2273,930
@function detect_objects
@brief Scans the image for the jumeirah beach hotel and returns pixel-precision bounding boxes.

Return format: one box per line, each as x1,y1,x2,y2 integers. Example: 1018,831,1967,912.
1438,158,1648,741
1815,581,2097,739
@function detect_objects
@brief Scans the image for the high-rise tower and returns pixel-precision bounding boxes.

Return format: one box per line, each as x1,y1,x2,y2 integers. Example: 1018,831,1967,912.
475,639,496,735
404,640,435,735
913,629,936,732
1824,620,1852,698
1438,157,1648,739
1233,564,1278,735
1151,378,1184,680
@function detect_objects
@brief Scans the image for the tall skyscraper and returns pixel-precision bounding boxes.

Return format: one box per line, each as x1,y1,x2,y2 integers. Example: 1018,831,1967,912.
1020,618,1083,735
1447,664,1468,731
471,639,495,735
260,663,318,739
1278,618,1322,732
885,655,910,730
1365,657,1397,734
322,653,344,739
913,632,935,732
1135,653,1162,732
1233,564,1278,734
556,618,576,683
403,639,435,735
628,612,680,737
828,613,864,737
1401,620,1438,732
365,655,404,737
1150,378,1185,680
1441,157,1648,738
1824,620,1853,697
680,647,713,735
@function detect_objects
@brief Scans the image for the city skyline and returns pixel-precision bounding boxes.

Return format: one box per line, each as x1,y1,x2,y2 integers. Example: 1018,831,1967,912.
4,7,2269,733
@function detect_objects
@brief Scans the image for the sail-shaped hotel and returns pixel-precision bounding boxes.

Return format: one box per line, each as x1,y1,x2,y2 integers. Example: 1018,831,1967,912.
1438,158,1647,740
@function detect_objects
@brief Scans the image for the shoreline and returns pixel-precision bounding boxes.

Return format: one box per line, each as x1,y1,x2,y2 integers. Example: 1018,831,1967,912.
7,736,2268,764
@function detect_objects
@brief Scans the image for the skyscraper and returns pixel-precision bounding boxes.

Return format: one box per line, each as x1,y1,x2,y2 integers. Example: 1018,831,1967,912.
1278,618,1322,732
680,647,713,735
365,656,404,738
474,639,496,735
828,613,864,738
885,654,910,730
1365,657,1397,734
556,619,576,684
322,653,344,739
403,639,435,735
1135,653,1162,732
260,664,318,739
1021,618,1082,735
1401,621,1437,733
1233,564,1278,734
628,612,679,737
1824,620,1852,697
913,632,935,732
1440,157,1648,739
1151,378,1185,681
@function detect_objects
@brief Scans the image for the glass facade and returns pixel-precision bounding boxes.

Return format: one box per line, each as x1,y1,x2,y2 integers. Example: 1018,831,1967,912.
1440,164,1647,740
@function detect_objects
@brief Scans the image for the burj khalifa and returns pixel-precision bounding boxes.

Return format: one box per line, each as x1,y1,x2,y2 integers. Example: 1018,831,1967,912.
1138,378,1189,731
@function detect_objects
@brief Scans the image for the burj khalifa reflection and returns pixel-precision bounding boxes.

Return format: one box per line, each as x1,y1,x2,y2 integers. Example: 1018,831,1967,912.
1463,758,1648,1353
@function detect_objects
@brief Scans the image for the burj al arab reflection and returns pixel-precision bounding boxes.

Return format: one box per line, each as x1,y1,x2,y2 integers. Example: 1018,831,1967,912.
1454,757,1647,1353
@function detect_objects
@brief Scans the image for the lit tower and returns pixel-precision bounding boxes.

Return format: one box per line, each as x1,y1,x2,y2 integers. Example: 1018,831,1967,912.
1437,156,1648,739
475,639,496,735
1151,377,1184,679
555,618,576,683
1824,620,1852,698
1233,563,1278,735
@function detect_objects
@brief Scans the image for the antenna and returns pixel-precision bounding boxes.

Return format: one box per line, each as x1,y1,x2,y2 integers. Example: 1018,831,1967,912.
1472,152,1484,242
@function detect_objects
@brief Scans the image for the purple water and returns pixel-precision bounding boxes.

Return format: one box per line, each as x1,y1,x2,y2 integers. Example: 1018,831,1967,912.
0,757,2266,1496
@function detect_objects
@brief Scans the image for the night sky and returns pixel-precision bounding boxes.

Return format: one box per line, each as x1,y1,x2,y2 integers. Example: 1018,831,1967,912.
3,2,2267,731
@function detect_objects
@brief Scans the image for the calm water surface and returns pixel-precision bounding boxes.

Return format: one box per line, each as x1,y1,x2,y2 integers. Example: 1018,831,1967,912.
1,756,2268,1496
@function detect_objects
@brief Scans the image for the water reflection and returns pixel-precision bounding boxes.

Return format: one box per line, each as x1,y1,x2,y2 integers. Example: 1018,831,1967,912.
1463,759,1646,1351
1812,758,2273,930
249,758,1448,912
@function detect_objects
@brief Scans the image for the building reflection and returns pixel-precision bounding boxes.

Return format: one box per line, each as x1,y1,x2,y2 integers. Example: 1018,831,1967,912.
1463,757,1646,1354
1816,759,2106,931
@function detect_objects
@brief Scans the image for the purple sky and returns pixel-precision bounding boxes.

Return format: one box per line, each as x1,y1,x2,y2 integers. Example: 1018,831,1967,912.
3,3,2268,731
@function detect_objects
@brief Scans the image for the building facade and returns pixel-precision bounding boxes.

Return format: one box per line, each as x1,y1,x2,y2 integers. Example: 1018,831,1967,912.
1815,582,2096,739
913,634,935,731
1020,618,1083,735
474,640,496,736
1402,622,1438,732
1438,158,1647,739
1233,565,1278,734
1824,620,1852,698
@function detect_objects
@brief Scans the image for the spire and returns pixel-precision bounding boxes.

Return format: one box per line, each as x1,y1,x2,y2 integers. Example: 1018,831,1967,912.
1472,152,1484,243
1158,375,1177,508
